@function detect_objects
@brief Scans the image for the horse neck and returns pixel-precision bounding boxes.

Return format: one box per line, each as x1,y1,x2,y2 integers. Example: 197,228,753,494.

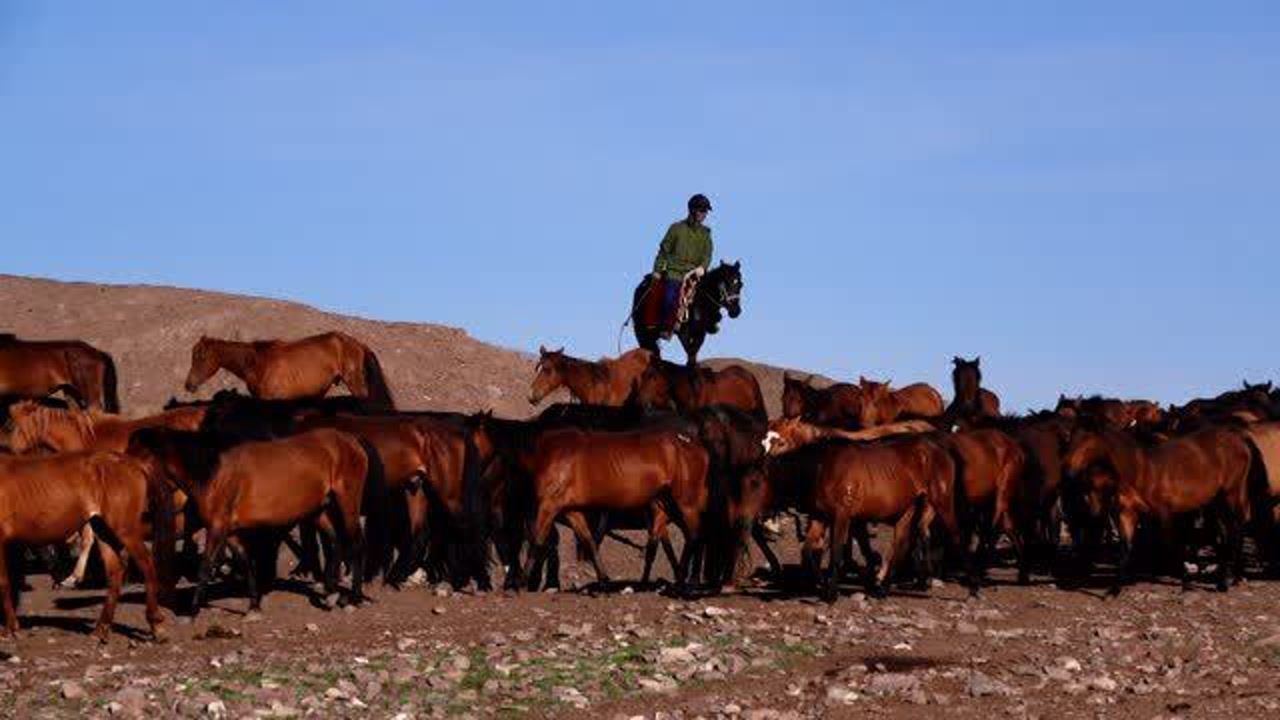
560,359,611,403
209,340,259,383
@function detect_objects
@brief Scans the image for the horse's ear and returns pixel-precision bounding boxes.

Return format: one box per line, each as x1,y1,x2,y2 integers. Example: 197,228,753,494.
952,356,962,366
974,355,981,365
733,260,740,269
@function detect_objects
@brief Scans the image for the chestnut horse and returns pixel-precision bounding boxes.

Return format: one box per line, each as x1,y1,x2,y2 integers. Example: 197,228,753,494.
0,451,171,641
629,359,767,421
519,425,712,593
941,429,1031,590
762,417,936,456
184,332,394,409
780,374,864,429
130,428,381,614
528,347,653,406
763,434,962,601
857,378,945,428
0,334,119,411
3,400,206,588
1062,425,1252,594
947,357,1000,421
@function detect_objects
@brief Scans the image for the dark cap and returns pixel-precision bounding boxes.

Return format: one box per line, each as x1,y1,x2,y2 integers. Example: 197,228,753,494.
687,193,712,213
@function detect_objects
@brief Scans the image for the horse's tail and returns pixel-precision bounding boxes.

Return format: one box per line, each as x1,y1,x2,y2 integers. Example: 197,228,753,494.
360,347,395,411
142,456,177,607
355,437,393,582
99,350,121,414
461,425,494,587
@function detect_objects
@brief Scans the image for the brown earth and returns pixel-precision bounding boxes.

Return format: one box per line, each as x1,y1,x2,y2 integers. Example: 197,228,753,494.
0,273,826,419
3,274,1279,719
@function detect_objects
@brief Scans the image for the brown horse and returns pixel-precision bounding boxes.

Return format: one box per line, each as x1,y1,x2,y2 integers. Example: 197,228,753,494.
780,374,864,428
5,401,207,455
184,332,394,409
858,378,945,428
3,401,206,588
528,347,652,406
130,428,378,614
762,416,936,456
948,357,1000,420
766,434,962,600
942,429,1031,589
519,425,711,592
0,451,170,641
1062,425,1252,594
0,334,120,411
629,360,767,421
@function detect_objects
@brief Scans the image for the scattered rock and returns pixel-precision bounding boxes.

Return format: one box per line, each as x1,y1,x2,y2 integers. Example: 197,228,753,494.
967,670,1014,697
60,680,86,701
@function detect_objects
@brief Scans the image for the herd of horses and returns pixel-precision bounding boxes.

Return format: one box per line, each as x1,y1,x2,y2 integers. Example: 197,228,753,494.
3,329,1280,644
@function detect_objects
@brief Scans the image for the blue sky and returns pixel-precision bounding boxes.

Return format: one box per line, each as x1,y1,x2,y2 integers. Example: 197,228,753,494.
3,2,1277,410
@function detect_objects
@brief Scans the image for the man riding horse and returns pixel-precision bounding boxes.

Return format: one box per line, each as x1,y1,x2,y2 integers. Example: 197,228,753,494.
632,193,742,367
648,193,714,335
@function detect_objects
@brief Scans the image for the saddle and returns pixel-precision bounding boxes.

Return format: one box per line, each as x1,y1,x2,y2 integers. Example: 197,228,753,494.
638,269,701,338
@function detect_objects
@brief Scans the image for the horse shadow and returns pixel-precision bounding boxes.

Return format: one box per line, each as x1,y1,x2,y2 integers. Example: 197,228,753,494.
16,614,153,642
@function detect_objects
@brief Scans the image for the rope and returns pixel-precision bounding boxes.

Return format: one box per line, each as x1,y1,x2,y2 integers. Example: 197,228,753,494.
617,280,656,355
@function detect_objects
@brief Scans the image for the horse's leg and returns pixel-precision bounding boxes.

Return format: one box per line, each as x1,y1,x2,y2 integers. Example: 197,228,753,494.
852,522,880,578
94,538,126,643
824,515,851,604
388,489,425,587
751,521,784,579
0,541,17,637
192,526,229,617
1109,507,1139,597
116,524,166,640
996,505,1030,586
876,507,920,597
327,493,367,606
641,507,665,586
801,518,827,587
563,511,610,587
226,536,259,612
912,503,938,590
66,526,96,588
520,505,559,592
1217,506,1242,592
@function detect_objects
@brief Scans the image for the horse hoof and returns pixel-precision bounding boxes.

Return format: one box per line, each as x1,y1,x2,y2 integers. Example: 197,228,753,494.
93,627,110,644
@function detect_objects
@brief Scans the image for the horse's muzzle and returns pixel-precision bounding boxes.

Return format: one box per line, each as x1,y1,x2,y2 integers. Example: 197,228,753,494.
727,304,742,319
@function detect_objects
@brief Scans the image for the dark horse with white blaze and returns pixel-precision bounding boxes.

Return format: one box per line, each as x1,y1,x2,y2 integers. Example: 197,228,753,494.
631,261,743,367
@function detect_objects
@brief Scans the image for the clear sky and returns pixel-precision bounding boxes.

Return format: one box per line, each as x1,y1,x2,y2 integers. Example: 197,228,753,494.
3,2,1277,411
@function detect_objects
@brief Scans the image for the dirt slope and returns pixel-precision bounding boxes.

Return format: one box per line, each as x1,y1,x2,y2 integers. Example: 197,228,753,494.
0,274,839,417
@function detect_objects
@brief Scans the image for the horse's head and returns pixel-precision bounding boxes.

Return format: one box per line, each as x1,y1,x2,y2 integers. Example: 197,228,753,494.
702,261,743,319
781,373,815,419
857,377,891,425
1061,425,1118,528
762,416,815,456
185,336,219,393
951,356,982,405
529,346,567,405
1054,394,1081,419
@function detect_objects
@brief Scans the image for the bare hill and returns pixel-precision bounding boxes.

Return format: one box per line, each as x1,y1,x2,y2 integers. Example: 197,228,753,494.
0,274,828,418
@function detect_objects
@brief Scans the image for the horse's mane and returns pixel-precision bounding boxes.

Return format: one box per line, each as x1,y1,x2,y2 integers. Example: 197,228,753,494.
7,400,97,449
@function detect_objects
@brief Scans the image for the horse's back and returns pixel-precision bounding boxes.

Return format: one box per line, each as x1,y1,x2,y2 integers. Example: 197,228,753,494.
0,451,130,542
1245,422,1280,499
896,383,944,417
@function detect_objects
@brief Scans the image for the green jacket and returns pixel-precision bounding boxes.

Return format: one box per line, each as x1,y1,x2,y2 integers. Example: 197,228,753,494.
653,220,713,279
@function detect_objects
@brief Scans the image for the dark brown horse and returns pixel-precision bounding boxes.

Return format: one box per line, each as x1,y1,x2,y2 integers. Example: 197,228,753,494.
0,334,119,411
780,374,864,429
1055,395,1163,429
294,413,429,585
0,451,170,641
1062,425,1252,594
632,261,744,367
941,429,1031,590
130,428,380,614
629,360,767,421
184,332,394,409
528,347,653,407
947,357,1000,420
858,378,945,428
519,425,712,592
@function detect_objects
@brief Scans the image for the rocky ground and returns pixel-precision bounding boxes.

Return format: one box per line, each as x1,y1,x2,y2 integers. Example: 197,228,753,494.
3,531,1280,720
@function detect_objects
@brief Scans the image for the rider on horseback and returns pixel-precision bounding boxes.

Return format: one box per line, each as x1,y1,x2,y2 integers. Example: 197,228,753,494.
647,193,714,334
